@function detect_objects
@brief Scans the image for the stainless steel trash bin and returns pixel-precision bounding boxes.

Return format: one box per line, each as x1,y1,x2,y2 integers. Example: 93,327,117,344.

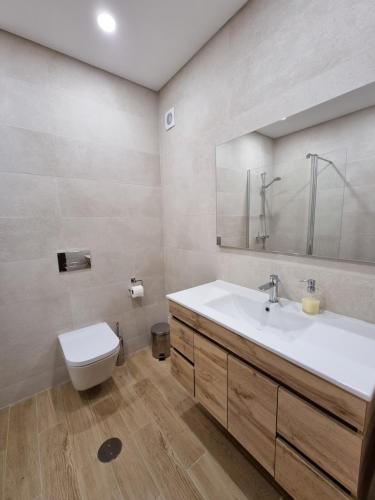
151,322,170,360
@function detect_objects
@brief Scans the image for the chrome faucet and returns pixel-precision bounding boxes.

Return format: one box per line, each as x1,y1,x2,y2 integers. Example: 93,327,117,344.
258,274,280,303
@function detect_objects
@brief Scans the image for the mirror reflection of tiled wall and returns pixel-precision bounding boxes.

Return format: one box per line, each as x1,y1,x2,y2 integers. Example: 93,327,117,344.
216,103,375,264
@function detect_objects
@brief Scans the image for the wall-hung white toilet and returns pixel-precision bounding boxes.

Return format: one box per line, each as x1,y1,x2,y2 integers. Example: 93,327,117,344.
58,322,120,391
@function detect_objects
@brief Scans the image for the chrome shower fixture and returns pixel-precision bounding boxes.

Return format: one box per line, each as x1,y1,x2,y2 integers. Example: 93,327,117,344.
262,176,282,190
260,172,282,191
306,153,333,164
256,173,282,249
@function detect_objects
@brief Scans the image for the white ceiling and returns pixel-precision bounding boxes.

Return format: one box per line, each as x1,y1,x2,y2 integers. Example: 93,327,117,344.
0,0,247,90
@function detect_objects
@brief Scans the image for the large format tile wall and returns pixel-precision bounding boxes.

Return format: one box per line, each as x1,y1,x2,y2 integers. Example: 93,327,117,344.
271,106,375,262
159,0,375,322
0,31,165,407
216,132,274,248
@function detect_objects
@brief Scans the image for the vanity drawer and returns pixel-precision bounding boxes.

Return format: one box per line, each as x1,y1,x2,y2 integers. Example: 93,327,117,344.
275,438,350,500
228,355,278,476
171,348,194,397
170,317,194,362
195,334,228,427
169,301,198,329
277,388,362,494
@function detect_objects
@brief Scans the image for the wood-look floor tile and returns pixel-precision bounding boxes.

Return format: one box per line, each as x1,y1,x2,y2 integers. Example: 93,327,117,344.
36,386,66,434
136,421,203,500
134,349,171,383
0,408,8,500
125,359,147,384
39,422,80,500
133,350,193,411
115,382,153,434
112,362,137,390
0,408,9,451
5,398,41,500
77,460,122,500
2,347,284,500
92,396,160,500
0,450,5,500
60,383,103,469
130,350,170,386
179,402,281,499
135,378,204,468
82,378,119,406
157,373,195,411
125,350,165,385
189,453,249,500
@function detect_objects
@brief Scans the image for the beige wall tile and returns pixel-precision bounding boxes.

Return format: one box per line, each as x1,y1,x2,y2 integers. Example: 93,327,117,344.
0,364,68,410
0,30,162,407
58,178,161,218
69,282,135,327
61,215,162,254
0,125,56,176
0,75,52,133
0,217,62,262
0,293,72,351
164,247,218,294
0,30,51,84
0,173,60,217
55,142,160,186
47,49,158,118
0,257,66,305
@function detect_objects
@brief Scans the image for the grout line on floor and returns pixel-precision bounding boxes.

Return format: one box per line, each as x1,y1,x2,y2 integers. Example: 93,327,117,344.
35,395,44,500
187,449,207,472
1,408,10,500
111,463,124,500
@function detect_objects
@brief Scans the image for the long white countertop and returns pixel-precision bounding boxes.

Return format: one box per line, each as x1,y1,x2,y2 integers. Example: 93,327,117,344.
167,280,375,401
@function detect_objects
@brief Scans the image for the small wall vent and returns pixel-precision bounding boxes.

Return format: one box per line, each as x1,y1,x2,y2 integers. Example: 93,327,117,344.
164,107,175,130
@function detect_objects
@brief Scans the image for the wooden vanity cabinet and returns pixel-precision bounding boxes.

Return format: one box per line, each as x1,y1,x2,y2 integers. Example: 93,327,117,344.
168,300,370,499
228,355,278,475
194,333,228,427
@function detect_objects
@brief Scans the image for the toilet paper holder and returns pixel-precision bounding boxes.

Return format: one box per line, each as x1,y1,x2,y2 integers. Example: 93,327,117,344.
128,277,144,295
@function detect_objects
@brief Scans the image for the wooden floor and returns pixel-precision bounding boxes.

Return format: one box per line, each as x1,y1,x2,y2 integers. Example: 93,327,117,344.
0,348,285,500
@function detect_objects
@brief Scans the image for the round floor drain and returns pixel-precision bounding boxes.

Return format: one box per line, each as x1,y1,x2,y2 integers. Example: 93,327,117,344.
97,437,122,463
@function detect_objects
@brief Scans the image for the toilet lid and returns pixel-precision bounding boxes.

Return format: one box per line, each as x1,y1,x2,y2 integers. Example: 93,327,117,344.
58,322,120,367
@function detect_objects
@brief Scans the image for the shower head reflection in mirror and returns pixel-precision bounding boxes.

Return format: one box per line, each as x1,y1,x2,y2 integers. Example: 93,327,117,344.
257,173,283,249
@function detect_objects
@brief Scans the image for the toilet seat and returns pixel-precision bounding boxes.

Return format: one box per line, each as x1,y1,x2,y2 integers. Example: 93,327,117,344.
58,322,119,367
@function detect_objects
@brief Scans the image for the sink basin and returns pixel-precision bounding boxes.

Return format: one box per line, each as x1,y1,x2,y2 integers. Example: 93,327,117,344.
205,293,311,340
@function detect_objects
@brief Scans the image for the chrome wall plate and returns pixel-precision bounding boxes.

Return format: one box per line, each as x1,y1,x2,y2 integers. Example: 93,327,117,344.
57,250,91,272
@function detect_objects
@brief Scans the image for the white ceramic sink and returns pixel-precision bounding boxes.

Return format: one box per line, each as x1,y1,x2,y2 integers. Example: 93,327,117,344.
167,280,375,400
205,293,311,340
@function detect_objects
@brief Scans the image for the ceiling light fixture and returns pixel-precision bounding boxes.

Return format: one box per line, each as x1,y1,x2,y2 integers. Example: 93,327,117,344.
281,116,287,120
97,12,116,33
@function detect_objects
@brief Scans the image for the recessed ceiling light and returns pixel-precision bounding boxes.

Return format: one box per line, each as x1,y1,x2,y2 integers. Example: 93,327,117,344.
97,12,116,33
281,116,287,121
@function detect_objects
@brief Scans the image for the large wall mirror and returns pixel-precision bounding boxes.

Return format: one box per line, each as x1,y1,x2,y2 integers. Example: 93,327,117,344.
216,82,375,264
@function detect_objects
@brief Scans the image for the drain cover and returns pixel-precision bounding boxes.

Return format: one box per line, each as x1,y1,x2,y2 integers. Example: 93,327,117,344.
97,438,122,463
